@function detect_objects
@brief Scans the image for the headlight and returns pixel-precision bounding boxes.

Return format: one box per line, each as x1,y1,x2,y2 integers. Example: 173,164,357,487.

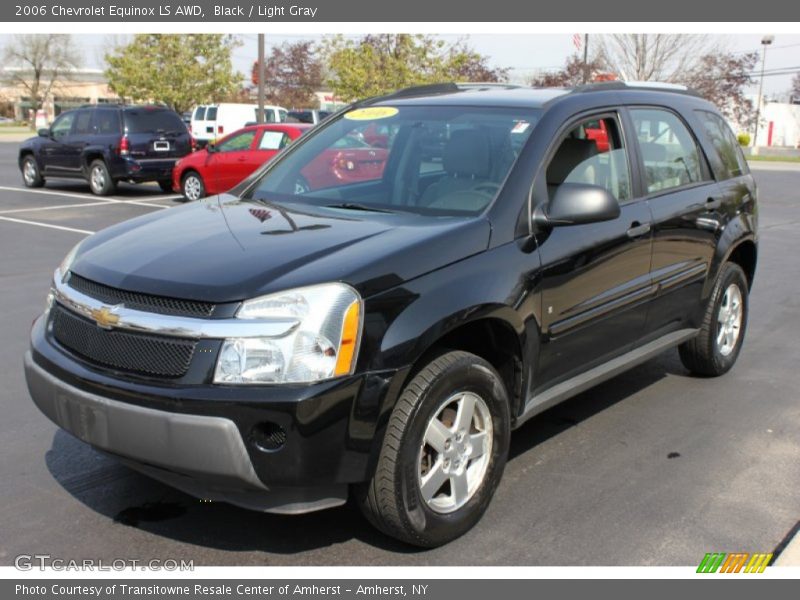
213,283,362,385
57,239,84,280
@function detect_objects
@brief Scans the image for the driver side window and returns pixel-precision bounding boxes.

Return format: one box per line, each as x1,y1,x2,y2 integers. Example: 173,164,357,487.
51,112,75,140
217,130,255,152
546,115,631,202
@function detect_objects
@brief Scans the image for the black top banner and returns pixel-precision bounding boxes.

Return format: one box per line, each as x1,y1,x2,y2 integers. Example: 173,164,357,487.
2,0,799,22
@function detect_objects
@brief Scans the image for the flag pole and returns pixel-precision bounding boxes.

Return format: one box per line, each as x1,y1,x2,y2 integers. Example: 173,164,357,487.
582,34,590,83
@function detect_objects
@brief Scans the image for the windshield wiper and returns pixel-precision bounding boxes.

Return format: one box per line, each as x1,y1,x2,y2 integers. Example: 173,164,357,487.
324,202,398,213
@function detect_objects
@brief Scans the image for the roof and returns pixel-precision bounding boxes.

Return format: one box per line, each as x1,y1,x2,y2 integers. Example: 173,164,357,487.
367,81,704,110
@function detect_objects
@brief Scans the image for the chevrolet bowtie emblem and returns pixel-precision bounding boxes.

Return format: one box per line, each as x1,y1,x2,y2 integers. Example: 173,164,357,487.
90,305,121,329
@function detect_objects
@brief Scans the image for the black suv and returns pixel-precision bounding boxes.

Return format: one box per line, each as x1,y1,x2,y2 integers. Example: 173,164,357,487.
24,82,757,547
19,104,192,195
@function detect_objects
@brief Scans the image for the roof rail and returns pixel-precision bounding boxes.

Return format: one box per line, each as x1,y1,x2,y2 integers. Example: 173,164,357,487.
383,83,461,99
455,82,527,90
570,81,702,97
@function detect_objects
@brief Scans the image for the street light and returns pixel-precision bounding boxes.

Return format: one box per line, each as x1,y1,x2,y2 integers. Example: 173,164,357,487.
752,35,774,154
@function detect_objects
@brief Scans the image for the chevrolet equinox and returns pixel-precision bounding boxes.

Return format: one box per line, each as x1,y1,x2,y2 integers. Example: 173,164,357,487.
25,82,758,547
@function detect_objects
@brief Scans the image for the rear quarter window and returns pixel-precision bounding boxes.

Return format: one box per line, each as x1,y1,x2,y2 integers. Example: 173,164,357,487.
695,110,749,180
193,106,206,120
124,109,186,134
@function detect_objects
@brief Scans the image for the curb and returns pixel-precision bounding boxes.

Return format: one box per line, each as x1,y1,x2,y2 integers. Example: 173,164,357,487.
775,527,800,566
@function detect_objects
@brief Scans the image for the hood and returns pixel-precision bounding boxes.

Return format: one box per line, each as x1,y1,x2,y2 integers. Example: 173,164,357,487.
72,195,491,302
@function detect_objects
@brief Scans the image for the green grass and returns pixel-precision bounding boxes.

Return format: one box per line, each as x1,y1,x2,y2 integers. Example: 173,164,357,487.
746,154,800,163
0,126,33,135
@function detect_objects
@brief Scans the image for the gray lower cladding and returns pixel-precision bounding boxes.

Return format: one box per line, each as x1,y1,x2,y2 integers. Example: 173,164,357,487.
23,352,346,514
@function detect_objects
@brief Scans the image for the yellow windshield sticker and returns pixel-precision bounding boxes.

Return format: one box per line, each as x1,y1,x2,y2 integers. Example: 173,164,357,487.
343,107,399,121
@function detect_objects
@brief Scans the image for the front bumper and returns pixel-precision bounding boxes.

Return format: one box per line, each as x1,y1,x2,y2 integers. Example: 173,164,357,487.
26,316,405,513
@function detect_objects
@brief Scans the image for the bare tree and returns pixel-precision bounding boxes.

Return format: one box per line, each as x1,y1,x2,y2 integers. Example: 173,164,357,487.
595,34,712,82
1,34,79,127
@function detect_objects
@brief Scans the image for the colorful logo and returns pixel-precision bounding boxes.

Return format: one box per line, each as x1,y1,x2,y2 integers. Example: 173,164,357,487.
697,552,773,573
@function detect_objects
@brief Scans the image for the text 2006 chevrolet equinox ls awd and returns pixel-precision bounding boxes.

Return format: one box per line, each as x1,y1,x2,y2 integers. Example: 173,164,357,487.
25,82,757,547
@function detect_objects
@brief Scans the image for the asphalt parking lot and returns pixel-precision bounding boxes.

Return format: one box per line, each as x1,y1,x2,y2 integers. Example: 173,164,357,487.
0,139,798,566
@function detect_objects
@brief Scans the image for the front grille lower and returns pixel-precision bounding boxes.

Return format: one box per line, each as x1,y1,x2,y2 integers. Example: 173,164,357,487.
51,304,197,378
68,273,215,318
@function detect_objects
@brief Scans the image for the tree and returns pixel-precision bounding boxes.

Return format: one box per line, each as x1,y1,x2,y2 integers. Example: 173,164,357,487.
251,41,323,108
684,51,758,130
791,73,800,103
1,34,79,127
530,54,608,87
595,34,712,82
323,34,508,102
105,34,241,114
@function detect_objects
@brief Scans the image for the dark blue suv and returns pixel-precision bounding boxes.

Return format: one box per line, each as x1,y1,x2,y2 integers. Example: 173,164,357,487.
19,104,192,195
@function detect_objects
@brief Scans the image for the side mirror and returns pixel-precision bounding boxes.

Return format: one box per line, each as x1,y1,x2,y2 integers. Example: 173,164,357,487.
534,183,621,227
38,128,50,138
206,143,217,153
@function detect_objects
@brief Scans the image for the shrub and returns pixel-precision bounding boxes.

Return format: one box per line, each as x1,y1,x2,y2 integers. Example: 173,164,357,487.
737,133,751,147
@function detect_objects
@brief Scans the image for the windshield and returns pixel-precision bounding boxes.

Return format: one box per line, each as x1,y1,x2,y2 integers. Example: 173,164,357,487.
243,104,541,216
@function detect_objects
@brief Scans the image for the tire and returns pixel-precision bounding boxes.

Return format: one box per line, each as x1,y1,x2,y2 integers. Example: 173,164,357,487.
679,262,749,377
21,155,45,188
87,160,116,196
157,179,174,193
357,350,511,547
181,171,205,201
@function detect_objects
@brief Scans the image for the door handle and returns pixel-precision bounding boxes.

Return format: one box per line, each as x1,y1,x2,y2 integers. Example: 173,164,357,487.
706,196,722,210
237,157,247,162
627,222,651,238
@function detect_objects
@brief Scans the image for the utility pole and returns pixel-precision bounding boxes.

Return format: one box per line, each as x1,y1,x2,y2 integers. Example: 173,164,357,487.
582,34,590,84
257,33,266,124
752,35,774,155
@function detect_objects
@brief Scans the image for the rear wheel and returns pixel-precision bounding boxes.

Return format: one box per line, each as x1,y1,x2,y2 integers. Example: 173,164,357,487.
679,262,749,376
357,351,510,547
88,160,116,196
21,155,44,188
181,171,205,201
157,179,174,193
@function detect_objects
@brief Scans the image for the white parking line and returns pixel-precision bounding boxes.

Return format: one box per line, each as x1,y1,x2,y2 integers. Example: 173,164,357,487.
0,185,177,208
0,185,174,213
0,216,93,235
0,201,127,215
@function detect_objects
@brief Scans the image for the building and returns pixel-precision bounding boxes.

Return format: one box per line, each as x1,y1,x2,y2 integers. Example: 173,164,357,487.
755,100,800,148
0,67,119,124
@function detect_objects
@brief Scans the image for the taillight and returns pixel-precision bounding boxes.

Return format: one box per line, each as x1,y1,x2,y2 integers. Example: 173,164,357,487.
118,136,130,156
190,136,197,152
217,125,224,134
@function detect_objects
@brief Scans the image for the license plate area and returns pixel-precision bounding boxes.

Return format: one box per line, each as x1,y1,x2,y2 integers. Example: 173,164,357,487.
153,141,170,152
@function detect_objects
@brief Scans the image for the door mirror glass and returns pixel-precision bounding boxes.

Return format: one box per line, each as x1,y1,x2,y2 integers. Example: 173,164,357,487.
538,182,621,226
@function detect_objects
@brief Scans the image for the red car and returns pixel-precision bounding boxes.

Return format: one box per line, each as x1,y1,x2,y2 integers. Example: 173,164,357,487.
173,124,390,201
173,124,312,201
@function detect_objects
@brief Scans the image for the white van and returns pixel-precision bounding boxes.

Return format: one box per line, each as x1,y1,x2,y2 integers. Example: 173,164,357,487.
190,103,287,144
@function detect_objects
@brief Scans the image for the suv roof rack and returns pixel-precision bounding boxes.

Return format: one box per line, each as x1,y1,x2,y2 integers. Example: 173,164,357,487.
570,81,702,97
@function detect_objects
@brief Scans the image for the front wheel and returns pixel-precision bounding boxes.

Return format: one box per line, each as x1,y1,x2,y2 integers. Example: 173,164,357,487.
181,171,205,201
679,262,749,376
357,351,510,547
21,155,45,188
88,160,116,196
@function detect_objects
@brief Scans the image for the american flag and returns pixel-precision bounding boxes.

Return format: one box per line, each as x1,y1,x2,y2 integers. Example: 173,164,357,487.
573,34,583,52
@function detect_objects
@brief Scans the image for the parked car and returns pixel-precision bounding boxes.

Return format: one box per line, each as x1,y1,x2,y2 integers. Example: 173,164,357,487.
191,103,288,145
286,109,332,125
173,123,312,200
173,123,389,201
25,82,757,548
18,104,192,195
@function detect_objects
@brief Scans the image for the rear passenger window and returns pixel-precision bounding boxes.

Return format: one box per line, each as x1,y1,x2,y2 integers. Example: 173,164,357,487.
631,108,705,194
696,110,748,180
259,131,291,150
91,110,119,135
72,110,94,135
546,114,632,202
